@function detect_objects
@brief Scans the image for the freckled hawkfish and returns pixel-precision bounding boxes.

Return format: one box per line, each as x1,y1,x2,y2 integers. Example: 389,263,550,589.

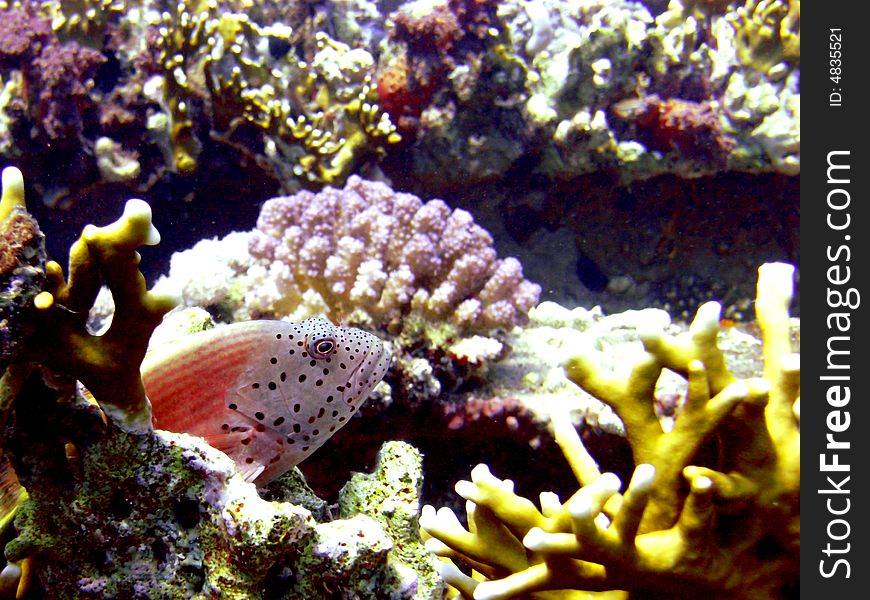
141,317,390,485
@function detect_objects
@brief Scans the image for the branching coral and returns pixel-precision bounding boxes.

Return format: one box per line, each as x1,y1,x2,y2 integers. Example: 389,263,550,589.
0,165,176,432
728,0,800,73
152,0,399,182
420,262,799,599
247,175,541,332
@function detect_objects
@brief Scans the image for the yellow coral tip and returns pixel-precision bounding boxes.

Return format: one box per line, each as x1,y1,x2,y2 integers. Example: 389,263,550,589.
15,557,31,600
692,476,714,492
1,166,26,222
630,463,656,491
46,261,64,277
34,291,55,310
522,527,547,550
124,199,161,245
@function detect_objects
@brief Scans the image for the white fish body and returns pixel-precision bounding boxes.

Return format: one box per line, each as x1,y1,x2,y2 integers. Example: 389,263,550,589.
141,317,390,484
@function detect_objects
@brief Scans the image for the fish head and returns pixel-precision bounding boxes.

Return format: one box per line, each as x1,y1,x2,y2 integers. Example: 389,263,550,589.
298,316,391,411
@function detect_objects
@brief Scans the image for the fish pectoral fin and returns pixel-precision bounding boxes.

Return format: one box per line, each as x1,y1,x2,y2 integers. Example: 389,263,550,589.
237,462,266,483
204,424,285,484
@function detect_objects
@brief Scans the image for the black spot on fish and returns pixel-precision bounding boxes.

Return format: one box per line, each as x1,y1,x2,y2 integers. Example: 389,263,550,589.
268,382,277,390
298,374,307,383
228,403,238,410
280,372,286,382
293,423,301,433
270,357,278,364
245,457,254,464
273,416,285,426
293,403,301,413
255,411,265,420
241,438,251,445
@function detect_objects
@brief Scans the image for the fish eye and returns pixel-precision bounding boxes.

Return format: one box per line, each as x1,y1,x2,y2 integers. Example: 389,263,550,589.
309,337,335,359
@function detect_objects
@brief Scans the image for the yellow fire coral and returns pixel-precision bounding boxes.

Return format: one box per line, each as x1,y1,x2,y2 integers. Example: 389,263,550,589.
155,0,399,182
420,262,800,599
729,0,800,72
1,166,176,432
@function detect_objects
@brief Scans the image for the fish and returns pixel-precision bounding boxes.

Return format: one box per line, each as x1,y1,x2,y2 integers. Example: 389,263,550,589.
0,317,388,544
141,317,391,484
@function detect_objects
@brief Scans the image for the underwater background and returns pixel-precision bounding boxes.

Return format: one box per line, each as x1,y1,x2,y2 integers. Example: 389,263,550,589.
0,0,799,598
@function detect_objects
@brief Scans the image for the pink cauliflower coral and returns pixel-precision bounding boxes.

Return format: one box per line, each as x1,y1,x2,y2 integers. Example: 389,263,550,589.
249,176,540,331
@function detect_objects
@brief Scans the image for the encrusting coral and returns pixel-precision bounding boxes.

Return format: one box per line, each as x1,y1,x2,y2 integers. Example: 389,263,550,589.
420,262,799,599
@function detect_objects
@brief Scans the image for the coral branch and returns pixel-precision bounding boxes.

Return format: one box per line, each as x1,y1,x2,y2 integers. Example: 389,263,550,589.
421,262,800,598
2,166,176,432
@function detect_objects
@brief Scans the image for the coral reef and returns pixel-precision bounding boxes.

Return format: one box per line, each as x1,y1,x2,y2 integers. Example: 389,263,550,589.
157,175,542,334
0,164,176,432
0,0,800,213
337,441,443,598
0,165,441,597
0,7,105,146
420,262,800,599
0,1,798,321
145,0,399,181
0,167,46,366
5,379,439,598
728,0,800,73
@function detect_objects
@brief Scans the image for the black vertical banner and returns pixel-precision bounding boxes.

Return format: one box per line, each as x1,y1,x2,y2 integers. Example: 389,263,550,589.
802,2,867,597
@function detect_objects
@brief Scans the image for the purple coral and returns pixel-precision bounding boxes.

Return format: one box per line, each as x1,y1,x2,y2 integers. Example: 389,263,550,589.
0,7,105,143
249,176,540,331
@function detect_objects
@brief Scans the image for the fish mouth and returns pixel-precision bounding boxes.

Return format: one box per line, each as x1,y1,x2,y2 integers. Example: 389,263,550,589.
344,336,390,402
